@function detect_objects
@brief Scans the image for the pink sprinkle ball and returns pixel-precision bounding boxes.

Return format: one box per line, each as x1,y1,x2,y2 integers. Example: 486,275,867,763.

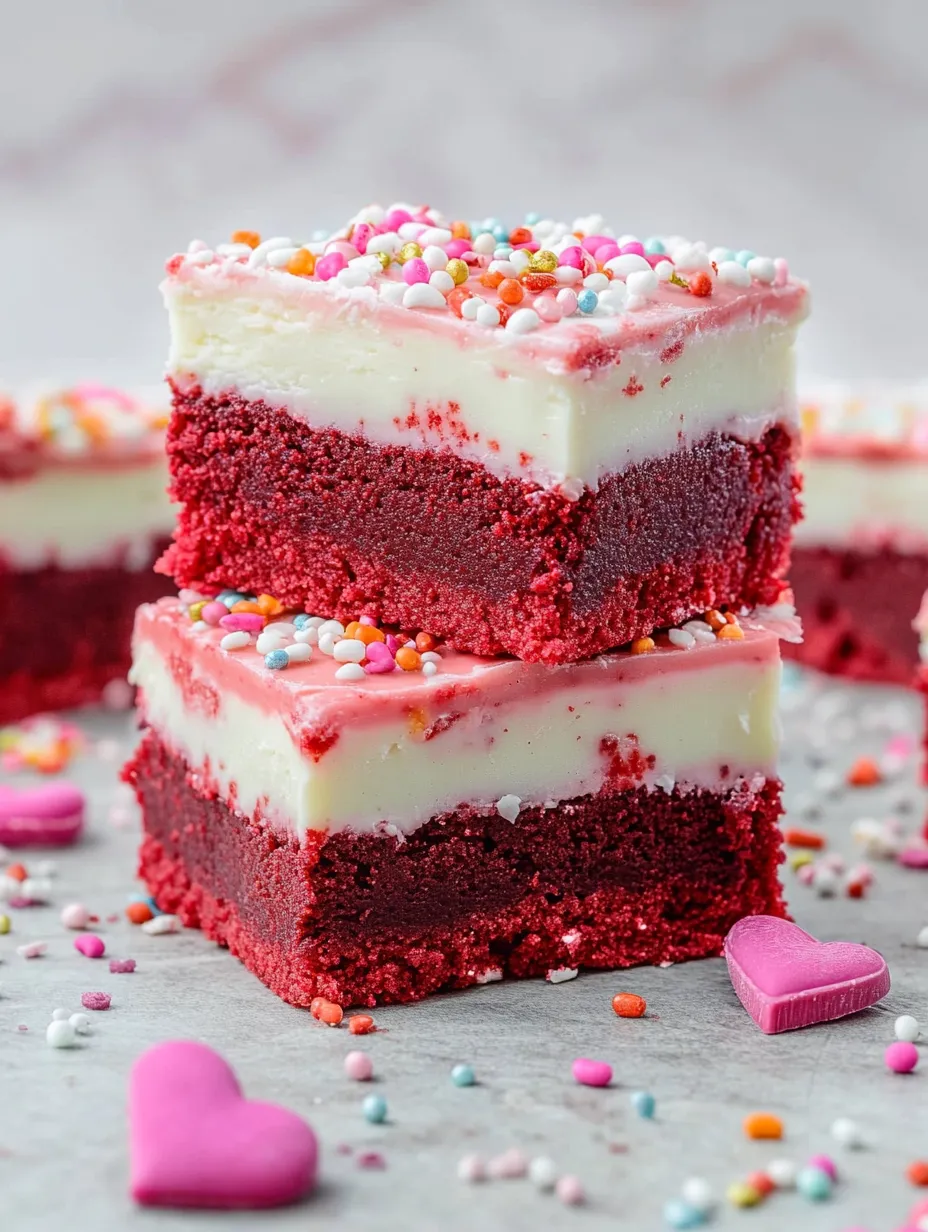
219,613,264,633
352,222,374,254
808,1154,837,1182
60,902,90,930
559,246,585,269
344,1050,374,1081
384,207,413,231
315,252,348,282
534,296,563,324
594,243,620,264
487,1148,528,1180
81,991,111,1011
556,288,578,316
886,1041,919,1073
445,239,471,259
572,1057,613,1088
109,958,136,973
403,258,430,285
200,601,227,626
74,933,105,959
555,1175,585,1205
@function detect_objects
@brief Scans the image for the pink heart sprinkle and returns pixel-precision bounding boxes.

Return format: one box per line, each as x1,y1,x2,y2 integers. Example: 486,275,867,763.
725,915,890,1034
130,1041,318,1209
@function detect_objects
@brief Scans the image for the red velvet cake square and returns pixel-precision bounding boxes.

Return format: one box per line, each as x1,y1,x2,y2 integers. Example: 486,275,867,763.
0,386,175,724
787,388,928,684
159,205,808,664
124,593,796,1007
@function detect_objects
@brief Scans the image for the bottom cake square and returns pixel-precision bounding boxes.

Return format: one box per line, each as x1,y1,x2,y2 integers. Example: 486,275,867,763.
124,596,795,1007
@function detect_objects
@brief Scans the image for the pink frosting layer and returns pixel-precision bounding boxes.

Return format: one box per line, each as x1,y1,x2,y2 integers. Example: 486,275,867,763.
134,598,783,748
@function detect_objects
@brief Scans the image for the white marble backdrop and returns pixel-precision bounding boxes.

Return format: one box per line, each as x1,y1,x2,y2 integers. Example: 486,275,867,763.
0,0,924,385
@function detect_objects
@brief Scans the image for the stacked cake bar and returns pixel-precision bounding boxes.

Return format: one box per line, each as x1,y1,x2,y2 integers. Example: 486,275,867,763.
127,204,808,1006
0,385,175,724
787,388,928,684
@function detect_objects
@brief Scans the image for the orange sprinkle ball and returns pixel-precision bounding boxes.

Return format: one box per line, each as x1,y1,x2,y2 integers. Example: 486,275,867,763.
415,632,437,653
6,863,27,882
310,997,343,1027
256,593,285,617
479,269,504,289
231,230,261,248
125,902,154,925
743,1112,783,1140
630,636,655,655
497,278,524,306
286,249,316,277
703,609,727,631
907,1160,928,1186
612,992,647,1018
348,1014,376,1035
450,220,471,239
230,600,263,615
745,1172,775,1198
395,646,422,672
344,621,386,645
716,622,745,641
509,227,533,245
783,828,826,850
689,271,713,297
848,756,881,787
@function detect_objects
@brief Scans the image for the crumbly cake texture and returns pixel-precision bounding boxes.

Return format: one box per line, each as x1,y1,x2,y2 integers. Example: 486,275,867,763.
160,204,808,665
124,593,794,1007
0,385,174,724
788,389,928,685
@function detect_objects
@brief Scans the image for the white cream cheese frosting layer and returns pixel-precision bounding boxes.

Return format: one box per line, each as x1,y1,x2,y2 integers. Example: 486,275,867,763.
0,460,174,569
131,599,782,838
796,455,928,550
165,269,803,492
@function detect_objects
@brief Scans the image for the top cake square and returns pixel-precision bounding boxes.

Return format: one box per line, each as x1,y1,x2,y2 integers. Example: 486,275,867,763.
160,203,808,664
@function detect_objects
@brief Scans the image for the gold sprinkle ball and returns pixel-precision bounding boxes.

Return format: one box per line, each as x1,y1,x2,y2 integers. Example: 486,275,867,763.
446,258,469,285
397,242,422,264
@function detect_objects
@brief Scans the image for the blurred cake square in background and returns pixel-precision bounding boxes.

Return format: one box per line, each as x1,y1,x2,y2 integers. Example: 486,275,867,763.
786,387,928,685
0,384,175,724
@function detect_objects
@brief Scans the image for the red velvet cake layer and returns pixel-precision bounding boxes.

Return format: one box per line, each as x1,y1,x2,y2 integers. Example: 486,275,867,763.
126,729,787,1008
785,545,926,685
160,387,799,664
0,549,172,725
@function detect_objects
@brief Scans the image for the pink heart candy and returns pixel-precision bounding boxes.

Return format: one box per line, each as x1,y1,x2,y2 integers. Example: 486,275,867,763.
725,915,890,1034
0,782,84,847
130,1041,318,1209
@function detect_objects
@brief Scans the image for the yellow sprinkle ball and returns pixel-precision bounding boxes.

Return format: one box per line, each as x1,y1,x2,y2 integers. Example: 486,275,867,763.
446,258,469,286
530,249,558,273
727,1182,762,1208
397,242,422,264
188,601,207,622
374,251,392,270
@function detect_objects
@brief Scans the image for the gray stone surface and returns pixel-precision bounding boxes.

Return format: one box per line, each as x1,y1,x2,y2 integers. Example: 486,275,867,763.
2,669,928,1231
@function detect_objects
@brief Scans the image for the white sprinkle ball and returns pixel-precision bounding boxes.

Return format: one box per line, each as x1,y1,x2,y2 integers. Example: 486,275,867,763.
141,913,181,935
831,1117,865,1148
626,269,659,298
496,794,521,822
717,261,752,287
335,663,366,682
429,270,455,294
509,250,531,274
681,1177,714,1212
220,631,250,651
422,661,438,677
604,253,651,277
668,628,696,649
402,283,447,310
582,272,609,292
51,1008,70,1021
460,296,483,320
293,627,318,646
317,620,345,640
422,244,450,271
255,632,288,655
476,303,501,328
22,878,52,902
654,260,675,281
747,256,776,283
506,308,541,335
69,1013,92,1035
318,633,339,656
18,941,47,959
333,639,366,664
472,232,496,255
766,1158,797,1188
917,925,928,949
547,967,578,984
60,902,90,930
46,1020,78,1049
457,1154,486,1182
264,621,296,637
528,1156,558,1190
813,865,840,897
895,1014,920,1042
284,643,312,663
